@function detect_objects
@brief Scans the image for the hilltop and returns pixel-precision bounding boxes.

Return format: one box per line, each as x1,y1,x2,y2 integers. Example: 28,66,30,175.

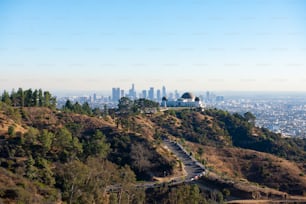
0,92,305,203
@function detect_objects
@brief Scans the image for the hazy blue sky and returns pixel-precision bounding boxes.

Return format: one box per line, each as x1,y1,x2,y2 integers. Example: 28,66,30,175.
1,0,306,92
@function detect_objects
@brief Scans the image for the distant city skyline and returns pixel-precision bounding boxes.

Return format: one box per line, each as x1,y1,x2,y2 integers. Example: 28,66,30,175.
1,0,306,91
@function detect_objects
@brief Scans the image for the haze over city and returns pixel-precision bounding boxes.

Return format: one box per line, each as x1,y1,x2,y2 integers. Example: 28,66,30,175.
1,0,306,92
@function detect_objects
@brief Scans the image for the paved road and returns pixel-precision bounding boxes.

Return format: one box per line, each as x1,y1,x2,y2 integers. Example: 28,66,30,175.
106,139,206,192
162,139,206,182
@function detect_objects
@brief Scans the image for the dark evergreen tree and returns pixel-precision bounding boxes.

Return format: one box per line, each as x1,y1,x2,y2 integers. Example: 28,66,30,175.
38,88,43,106
24,89,33,107
17,88,25,107
1,90,12,105
32,89,39,106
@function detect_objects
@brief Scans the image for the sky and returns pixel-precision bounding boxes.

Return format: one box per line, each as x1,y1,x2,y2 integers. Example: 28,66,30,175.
0,0,306,93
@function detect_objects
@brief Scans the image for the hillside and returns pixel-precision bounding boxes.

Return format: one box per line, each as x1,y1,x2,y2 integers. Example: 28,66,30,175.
151,109,306,165
185,143,306,195
0,99,306,203
0,101,177,203
150,109,306,195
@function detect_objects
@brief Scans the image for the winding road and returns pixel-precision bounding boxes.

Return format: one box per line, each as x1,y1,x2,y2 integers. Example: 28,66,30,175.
162,139,206,182
106,138,206,192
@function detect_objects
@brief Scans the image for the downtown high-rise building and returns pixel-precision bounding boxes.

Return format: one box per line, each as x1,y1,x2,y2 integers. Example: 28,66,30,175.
128,84,136,99
121,90,125,98
93,93,97,101
174,90,180,99
157,89,161,101
142,90,147,99
148,87,154,101
162,86,167,97
112,88,121,102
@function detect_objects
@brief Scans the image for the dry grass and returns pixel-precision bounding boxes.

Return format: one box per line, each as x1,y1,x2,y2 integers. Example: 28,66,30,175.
67,113,116,128
0,112,27,136
132,115,156,141
184,141,306,196
196,143,305,181
164,115,183,128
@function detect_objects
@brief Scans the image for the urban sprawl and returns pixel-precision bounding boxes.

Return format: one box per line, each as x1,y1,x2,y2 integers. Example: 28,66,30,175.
56,85,306,139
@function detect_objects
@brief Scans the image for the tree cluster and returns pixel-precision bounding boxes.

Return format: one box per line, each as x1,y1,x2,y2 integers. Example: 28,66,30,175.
1,88,56,108
118,97,160,116
114,97,160,131
146,184,215,204
0,124,116,203
62,100,93,115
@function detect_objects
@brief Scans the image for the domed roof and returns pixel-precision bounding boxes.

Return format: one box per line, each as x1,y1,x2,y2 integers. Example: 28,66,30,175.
162,96,168,101
181,92,194,99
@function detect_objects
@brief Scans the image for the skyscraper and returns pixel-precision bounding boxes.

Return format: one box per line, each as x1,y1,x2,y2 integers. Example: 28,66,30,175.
162,86,167,97
93,93,97,101
148,87,154,101
175,90,180,99
112,88,116,102
121,90,125,98
206,91,210,101
142,90,147,99
128,83,136,99
157,89,161,102
112,88,120,102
